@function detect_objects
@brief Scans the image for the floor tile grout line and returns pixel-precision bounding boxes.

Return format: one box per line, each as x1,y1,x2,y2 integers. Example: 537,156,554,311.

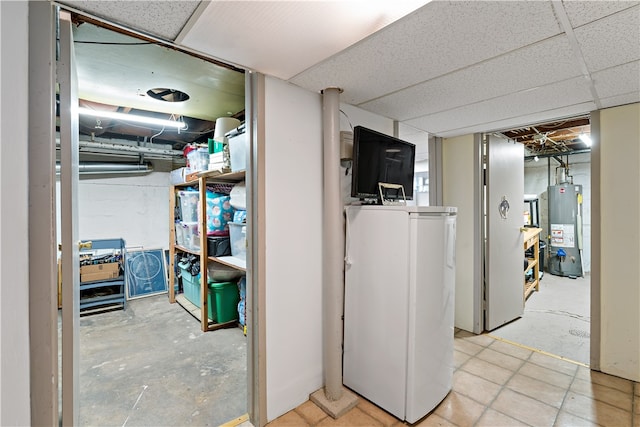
460,335,581,426
492,336,592,423
556,366,594,426
560,369,637,425
472,340,564,427
470,364,529,426
448,336,535,427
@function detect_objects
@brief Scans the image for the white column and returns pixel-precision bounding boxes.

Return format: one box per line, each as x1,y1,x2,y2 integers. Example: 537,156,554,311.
322,87,343,400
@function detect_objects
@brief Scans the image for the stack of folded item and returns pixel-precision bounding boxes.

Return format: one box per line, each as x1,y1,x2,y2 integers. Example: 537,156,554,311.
208,151,226,172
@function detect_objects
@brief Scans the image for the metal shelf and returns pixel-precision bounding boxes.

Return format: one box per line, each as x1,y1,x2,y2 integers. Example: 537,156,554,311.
80,238,126,314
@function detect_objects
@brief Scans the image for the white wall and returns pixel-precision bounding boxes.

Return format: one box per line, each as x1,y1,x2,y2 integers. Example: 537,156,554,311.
0,1,31,424
442,134,477,333
55,170,172,252
263,77,324,421
524,153,591,273
597,103,640,382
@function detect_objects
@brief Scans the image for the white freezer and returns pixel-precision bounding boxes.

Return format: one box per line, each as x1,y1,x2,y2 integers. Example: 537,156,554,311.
343,205,456,423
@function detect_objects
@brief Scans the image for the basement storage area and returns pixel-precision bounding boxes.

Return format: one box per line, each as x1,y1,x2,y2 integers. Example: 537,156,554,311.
57,16,250,426
490,115,592,366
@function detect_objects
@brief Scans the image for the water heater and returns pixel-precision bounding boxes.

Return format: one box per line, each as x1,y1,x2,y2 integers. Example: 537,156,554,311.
547,181,583,277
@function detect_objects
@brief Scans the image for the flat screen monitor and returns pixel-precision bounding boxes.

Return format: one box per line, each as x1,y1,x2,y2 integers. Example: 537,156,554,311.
350,126,416,202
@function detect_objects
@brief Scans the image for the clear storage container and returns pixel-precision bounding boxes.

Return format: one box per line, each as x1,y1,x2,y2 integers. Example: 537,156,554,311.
187,147,209,172
229,222,247,259
178,190,199,223
181,222,200,250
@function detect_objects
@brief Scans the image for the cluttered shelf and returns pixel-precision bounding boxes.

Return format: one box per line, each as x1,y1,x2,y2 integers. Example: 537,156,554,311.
79,238,126,314
173,169,246,188
169,136,248,332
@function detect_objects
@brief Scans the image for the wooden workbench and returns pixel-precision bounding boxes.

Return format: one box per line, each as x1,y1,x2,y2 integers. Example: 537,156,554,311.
522,227,542,299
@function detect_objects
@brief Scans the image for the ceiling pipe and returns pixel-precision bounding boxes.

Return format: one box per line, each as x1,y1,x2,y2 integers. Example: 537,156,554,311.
55,136,184,159
78,140,183,158
55,162,153,175
524,149,591,161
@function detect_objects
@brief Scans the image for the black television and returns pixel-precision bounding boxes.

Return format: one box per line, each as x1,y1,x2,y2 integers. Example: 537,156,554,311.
350,125,416,202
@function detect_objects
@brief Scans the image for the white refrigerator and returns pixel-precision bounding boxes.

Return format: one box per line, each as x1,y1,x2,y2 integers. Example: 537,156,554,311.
343,205,456,423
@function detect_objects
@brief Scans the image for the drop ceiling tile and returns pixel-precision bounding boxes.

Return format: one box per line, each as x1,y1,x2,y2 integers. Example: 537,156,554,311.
60,1,200,41
599,92,640,109
291,0,562,104
359,35,579,121
574,6,640,72
427,102,597,139
593,61,640,99
179,1,428,80
404,77,593,135
562,1,639,28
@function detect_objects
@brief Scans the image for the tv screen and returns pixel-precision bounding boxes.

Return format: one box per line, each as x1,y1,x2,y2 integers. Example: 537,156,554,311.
351,126,416,201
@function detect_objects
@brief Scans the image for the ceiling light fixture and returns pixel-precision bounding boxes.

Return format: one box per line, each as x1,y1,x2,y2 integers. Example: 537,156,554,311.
579,133,592,147
534,156,539,162
78,107,186,129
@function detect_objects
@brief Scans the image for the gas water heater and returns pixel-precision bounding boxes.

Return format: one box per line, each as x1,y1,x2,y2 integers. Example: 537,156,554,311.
548,167,583,277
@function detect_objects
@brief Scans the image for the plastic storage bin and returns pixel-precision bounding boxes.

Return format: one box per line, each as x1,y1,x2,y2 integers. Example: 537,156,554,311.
181,222,200,250
179,262,200,306
207,236,231,257
228,131,247,172
179,263,239,323
179,263,215,321
187,147,209,172
209,281,240,323
178,190,199,222
229,222,247,259
175,221,185,246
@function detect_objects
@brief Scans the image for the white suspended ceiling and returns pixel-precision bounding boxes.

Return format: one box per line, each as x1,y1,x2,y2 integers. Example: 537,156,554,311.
59,0,640,138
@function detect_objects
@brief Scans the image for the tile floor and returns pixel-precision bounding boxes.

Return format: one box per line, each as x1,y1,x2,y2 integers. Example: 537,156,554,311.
264,330,639,427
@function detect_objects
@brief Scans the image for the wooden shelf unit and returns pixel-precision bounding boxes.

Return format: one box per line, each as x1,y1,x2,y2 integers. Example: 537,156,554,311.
169,169,246,332
522,227,542,299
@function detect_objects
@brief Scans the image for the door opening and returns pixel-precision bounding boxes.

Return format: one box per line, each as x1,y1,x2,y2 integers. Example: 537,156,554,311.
55,10,254,426
486,116,592,367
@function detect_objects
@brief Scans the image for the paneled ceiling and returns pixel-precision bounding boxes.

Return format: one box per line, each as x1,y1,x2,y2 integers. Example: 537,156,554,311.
59,0,640,155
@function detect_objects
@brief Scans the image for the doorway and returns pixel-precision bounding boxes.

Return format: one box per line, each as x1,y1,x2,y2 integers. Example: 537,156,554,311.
488,116,592,366
55,10,254,425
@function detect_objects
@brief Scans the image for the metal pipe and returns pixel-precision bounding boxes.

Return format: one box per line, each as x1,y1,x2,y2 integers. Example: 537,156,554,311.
524,149,591,161
55,136,184,158
322,87,343,401
79,140,183,157
55,162,153,175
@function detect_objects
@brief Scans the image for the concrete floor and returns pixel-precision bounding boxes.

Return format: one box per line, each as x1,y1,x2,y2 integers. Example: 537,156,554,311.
77,294,247,426
489,272,591,365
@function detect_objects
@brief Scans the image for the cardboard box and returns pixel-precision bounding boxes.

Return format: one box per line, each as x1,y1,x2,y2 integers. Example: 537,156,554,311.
80,262,120,282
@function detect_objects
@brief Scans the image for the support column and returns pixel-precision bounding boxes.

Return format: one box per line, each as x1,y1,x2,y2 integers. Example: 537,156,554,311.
310,87,358,418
